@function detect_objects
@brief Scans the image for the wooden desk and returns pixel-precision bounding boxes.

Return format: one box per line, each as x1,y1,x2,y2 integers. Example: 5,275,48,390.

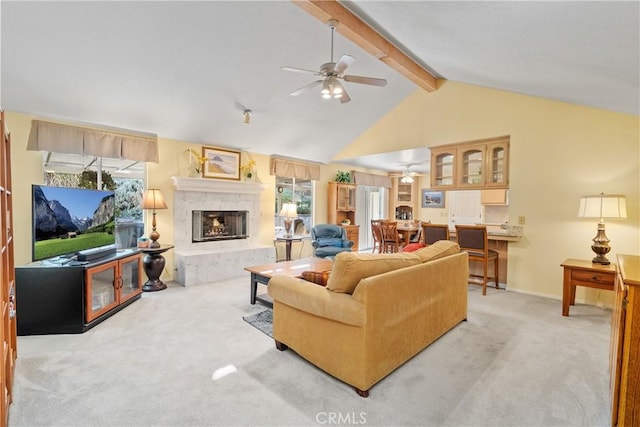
561,258,616,316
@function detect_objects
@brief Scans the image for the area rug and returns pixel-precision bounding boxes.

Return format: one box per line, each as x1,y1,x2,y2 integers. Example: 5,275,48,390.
243,308,273,338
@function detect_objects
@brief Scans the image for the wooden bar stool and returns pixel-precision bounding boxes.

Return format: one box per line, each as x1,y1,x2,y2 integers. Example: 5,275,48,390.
455,225,499,296
422,223,450,245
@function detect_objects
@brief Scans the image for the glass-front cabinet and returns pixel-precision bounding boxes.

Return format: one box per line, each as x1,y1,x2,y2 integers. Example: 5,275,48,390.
458,146,484,188
430,137,510,190
486,141,509,187
336,183,356,211
85,254,142,322
430,148,456,189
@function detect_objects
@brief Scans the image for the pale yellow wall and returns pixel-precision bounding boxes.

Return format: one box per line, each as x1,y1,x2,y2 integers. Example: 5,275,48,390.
8,78,639,305
334,80,640,305
6,111,276,284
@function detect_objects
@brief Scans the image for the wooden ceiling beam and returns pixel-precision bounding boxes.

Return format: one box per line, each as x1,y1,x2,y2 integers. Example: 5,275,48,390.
292,0,439,92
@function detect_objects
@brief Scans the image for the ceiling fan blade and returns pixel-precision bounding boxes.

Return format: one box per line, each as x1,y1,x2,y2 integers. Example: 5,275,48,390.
343,75,388,87
338,84,351,104
290,80,322,96
334,54,355,74
281,66,320,75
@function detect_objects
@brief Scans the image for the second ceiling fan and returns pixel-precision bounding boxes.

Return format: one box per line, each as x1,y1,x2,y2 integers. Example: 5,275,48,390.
281,19,387,104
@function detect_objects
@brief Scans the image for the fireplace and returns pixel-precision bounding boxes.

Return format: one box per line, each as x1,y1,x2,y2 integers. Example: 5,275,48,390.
192,210,248,242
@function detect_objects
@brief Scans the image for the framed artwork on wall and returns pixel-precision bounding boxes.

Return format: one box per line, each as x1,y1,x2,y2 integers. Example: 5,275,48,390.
422,189,445,208
202,146,241,180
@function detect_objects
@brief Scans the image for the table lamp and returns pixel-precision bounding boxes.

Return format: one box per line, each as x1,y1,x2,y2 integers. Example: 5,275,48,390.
142,189,168,248
578,193,627,265
280,203,298,237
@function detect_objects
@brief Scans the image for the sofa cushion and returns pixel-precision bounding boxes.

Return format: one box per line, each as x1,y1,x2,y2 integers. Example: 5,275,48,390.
301,270,331,287
413,240,460,263
402,242,426,252
326,251,421,294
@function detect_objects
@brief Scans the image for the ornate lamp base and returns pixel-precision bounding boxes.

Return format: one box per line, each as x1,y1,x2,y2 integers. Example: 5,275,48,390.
590,222,611,265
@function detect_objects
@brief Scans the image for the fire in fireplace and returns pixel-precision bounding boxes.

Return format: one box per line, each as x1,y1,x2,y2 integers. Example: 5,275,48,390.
192,210,248,242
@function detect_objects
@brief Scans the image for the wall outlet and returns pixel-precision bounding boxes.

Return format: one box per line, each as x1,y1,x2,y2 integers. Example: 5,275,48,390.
518,216,526,225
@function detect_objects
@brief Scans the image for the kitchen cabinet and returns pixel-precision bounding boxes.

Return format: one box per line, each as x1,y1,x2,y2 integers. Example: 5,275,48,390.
486,141,509,187
430,137,510,190
458,145,485,188
481,189,509,205
430,147,456,189
16,250,142,335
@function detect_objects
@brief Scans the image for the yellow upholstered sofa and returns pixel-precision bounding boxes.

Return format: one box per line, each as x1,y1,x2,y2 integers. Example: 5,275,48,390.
267,240,469,397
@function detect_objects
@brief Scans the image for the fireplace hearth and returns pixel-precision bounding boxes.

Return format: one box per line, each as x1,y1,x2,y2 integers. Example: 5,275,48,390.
192,210,248,242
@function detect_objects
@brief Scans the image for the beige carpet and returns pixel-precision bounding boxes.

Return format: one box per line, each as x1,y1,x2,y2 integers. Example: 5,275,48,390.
8,276,611,426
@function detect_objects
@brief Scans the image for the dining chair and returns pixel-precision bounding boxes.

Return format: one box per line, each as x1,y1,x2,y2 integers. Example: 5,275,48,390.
455,225,499,296
370,219,383,253
380,220,402,253
409,226,422,243
422,223,450,245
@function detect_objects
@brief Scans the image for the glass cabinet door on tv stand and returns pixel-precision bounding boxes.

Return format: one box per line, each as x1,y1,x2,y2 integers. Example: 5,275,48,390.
85,253,143,323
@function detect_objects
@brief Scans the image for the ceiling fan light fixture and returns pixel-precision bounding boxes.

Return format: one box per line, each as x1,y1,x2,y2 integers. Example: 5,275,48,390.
401,175,414,184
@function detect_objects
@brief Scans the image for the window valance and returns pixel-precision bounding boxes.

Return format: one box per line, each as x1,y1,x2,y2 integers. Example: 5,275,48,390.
27,120,159,163
352,171,392,188
269,156,321,181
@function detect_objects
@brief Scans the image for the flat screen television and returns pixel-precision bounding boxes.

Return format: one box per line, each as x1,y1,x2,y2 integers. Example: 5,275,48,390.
32,185,116,261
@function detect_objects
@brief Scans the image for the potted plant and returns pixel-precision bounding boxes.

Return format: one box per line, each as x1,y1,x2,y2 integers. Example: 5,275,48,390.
335,171,351,183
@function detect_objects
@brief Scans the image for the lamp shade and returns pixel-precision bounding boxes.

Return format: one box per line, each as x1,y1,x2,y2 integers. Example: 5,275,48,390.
279,203,298,218
142,189,168,210
578,193,627,219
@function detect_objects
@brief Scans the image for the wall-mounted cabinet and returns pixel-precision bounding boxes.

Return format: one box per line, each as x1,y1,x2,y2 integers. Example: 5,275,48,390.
486,141,509,187
481,189,509,205
430,137,510,190
431,148,456,189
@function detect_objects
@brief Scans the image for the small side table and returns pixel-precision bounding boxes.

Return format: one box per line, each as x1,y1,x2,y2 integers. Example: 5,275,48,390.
276,236,303,261
141,245,174,292
561,258,616,316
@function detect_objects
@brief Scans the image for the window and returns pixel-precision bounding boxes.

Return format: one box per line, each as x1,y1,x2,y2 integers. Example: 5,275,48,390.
275,176,314,236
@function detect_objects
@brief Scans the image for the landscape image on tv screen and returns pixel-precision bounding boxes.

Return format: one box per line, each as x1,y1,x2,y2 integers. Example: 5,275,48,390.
32,185,116,261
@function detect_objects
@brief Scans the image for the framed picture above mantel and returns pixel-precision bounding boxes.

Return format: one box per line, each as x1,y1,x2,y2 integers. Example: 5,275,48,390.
202,146,241,180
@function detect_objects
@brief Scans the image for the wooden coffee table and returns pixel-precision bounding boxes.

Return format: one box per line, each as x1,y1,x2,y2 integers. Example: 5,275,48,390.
244,257,333,307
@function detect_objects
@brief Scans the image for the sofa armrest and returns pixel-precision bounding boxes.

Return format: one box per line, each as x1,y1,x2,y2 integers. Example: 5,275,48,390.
267,275,365,327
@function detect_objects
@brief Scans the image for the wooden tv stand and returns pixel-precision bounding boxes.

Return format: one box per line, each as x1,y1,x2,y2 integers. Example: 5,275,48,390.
15,249,143,335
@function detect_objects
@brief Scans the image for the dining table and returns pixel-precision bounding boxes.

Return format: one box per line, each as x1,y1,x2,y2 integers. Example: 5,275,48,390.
396,222,421,246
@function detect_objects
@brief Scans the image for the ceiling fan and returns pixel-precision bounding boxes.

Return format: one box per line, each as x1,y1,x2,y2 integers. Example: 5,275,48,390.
281,19,387,104
390,165,421,183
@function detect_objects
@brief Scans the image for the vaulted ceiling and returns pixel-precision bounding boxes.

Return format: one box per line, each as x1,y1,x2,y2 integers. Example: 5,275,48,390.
2,1,638,175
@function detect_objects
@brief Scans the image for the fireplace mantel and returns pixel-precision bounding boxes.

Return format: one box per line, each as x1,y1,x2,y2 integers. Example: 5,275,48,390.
171,176,268,194
171,175,273,286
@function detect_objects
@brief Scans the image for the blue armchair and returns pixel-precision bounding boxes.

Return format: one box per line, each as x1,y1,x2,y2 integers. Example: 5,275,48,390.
311,224,354,258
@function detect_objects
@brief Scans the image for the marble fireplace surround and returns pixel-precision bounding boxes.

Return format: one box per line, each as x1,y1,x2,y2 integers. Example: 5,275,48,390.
171,177,273,286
